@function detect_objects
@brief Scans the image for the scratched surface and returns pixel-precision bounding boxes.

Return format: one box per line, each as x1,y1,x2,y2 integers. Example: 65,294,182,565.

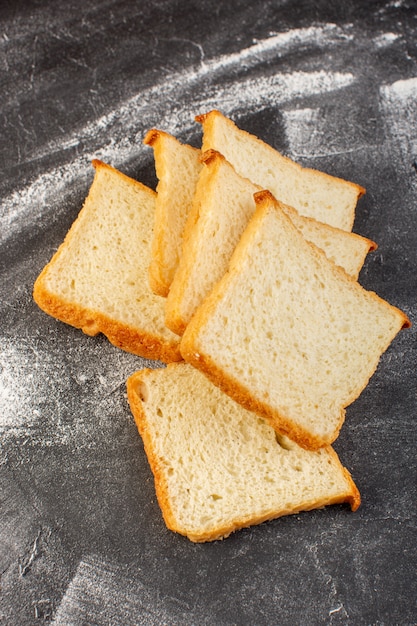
1,1,416,624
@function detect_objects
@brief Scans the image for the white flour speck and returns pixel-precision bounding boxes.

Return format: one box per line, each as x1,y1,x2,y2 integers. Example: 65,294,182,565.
197,23,352,76
52,554,206,625
380,77,417,171
283,106,366,160
0,334,145,452
373,32,400,48
282,108,322,157
0,339,40,437
1,22,359,246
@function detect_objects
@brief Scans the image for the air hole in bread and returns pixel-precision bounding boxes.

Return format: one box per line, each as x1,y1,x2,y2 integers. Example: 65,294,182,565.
237,420,251,442
275,433,292,451
138,381,149,402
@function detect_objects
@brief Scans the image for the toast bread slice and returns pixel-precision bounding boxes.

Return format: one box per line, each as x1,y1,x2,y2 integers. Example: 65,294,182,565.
127,363,360,542
33,160,181,363
180,190,409,449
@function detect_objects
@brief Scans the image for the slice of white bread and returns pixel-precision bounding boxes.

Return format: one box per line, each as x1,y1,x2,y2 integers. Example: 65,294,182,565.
33,160,181,363
180,191,410,450
126,362,360,542
165,150,376,336
144,129,202,297
197,110,365,231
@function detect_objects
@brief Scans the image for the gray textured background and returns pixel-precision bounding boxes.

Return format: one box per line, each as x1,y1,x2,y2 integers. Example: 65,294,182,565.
1,1,416,624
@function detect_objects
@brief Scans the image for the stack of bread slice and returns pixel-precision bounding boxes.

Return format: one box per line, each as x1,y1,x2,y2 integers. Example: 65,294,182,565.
34,110,410,542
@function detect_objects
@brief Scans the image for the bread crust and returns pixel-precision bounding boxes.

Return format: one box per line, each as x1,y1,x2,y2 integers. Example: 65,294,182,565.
127,370,180,535
253,194,410,332
144,129,175,297
33,279,182,362
92,158,155,195
143,128,163,148
33,159,182,363
127,366,360,542
180,341,340,450
199,150,376,260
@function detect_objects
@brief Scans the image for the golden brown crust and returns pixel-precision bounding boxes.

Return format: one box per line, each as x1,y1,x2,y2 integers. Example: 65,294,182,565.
281,200,378,254
199,148,226,167
340,465,361,512
183,490,358,542
165,150,257,336
145,132,173,297
194,154,375,282
127,365,360,543
178,192,339,450
126,370,180,535
148,273,169,298
164,306,187,337
164,153,225,336
366,239,378,252
198,155,375,260
143,128,161,147
194,111,215,125
33,279,182,363
253,193,410,333
167,152,378,339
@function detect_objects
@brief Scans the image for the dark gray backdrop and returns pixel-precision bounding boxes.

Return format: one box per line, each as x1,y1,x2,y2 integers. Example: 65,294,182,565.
1,1,416,624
